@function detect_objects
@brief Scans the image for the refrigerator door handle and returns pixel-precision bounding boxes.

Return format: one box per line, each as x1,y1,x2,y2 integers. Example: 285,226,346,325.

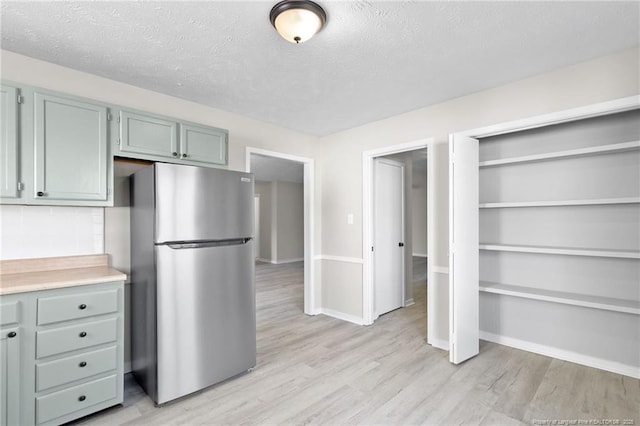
166,238,252,250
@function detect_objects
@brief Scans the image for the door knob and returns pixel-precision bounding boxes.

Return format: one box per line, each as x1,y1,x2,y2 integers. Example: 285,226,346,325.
37,191,46,197
182,153,188,158
398,242,404,247
172,152,178,157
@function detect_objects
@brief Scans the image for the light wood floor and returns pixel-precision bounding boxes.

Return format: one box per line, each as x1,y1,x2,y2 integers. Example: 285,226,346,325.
77,261,639,425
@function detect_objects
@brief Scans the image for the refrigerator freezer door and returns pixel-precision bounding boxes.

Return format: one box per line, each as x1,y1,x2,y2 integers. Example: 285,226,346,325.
155,241,256,404
155,163,254,243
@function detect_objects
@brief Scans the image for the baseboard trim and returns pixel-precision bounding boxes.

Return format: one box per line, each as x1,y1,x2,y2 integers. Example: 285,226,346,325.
314,255,364,264
404,298,415,307
275,257,304,264
320,308,365,325
428,337,449,351
256,257,304,264
480,331,640,379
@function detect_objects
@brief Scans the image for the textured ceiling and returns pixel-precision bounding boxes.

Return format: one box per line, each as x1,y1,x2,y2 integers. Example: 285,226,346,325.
1,1,638,137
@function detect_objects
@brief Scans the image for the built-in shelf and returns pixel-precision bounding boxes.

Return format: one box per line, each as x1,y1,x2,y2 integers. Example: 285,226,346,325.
479,281,640,315
479,244,640,259
479,140,640,168
479,197,640,209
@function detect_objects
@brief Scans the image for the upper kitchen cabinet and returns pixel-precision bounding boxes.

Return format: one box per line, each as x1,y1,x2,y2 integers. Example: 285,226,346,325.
114,109,228,167
180,123,228,165
33,92,111,205
0,84,20,201
118,110,179,159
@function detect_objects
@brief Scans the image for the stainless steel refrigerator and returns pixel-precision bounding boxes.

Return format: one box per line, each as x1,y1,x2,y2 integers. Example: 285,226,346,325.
130,162,256,405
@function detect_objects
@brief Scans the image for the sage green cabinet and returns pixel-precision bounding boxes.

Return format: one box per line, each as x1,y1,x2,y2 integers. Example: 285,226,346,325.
0,84,21,200
1,327,21,426
0,82,114,207
180,122,227,165
0,282,124,426
115,109,228,166
33,92,109,203
118,110,178,159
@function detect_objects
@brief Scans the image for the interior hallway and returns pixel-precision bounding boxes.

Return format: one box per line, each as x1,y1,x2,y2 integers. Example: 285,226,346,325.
75,261,639,425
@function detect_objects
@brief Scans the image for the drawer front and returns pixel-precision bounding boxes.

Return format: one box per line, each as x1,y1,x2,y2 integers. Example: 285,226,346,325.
0,301,19,326
37,318,117,359
38,289,118,325
36,374,117,424
37,345,118,392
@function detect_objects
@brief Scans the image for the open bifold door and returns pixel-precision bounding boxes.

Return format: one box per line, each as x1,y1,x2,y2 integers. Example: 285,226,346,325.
448,133,479,364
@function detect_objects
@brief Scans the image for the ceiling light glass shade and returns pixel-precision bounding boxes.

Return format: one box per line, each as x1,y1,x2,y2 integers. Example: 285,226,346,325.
270,0,326,44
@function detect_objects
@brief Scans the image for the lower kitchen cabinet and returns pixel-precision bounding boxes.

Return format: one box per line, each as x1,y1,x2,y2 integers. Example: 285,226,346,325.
0,281,124,426
1,326,21,426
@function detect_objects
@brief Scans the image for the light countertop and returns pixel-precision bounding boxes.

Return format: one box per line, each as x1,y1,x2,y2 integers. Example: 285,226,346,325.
0,254,126,295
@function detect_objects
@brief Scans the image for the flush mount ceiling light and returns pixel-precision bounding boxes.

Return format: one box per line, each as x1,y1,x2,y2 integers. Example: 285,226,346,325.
270,0,326,44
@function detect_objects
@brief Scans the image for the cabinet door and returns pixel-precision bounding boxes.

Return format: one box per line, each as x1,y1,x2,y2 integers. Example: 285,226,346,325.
1,328,20,426
34,92,108,202
0,84,20,199
119,110,178,159
180,123,228,165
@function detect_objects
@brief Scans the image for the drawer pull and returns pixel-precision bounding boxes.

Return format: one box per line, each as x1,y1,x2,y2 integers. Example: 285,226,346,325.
79,331,87,338
79,361,87,368
79,304,87,310
7,331,17,338
78,395,86,402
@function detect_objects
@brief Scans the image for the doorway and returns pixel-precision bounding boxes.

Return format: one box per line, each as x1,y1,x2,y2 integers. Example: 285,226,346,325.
363,138,434,333
246,147,317,316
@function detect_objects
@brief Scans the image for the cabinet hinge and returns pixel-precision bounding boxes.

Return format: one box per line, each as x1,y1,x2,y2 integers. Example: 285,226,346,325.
17,95,24,104
117,137,121,146
117,115,121,123
107,113,112,121
107,188,112,195
17,182,24,191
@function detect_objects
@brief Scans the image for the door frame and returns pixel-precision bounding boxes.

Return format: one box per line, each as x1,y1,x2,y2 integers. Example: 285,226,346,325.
363,137,434,326
373,157,406,319
245,147,317,315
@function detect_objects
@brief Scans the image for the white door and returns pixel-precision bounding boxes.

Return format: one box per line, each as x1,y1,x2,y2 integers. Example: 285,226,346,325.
374,158,405,317
254,196,260,259
449,134,479,364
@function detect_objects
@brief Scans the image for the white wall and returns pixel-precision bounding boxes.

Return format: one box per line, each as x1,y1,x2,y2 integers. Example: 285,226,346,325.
254,181,273,261
317,47,640,344
412,166,428,257
276,181,304,262
254,181,304,263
